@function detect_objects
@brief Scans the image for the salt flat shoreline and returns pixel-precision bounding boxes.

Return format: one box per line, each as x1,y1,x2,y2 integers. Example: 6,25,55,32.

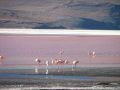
0,77,120,89
0,67,120,89
1,86,120,90
0,67,120,77
0,67,120,84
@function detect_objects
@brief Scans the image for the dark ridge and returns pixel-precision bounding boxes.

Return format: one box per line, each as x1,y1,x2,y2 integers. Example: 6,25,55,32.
110,5,120,28
66,1,112,8
96,82,111,86
76,18,120,30
34,23,66,29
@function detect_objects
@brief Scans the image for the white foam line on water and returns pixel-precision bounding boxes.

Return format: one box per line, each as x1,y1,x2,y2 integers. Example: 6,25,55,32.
1,86,120,90
0,29,120,35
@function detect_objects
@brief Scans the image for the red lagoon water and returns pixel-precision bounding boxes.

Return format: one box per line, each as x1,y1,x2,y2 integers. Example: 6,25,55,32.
0,35,120,67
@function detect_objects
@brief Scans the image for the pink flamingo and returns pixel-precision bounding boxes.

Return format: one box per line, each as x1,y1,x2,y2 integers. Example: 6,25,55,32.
54,59,66,72
72,60,79,71
88,50,96,58
35,58,41,64
34,58,41,74
51,50,69,72
35,58,49,75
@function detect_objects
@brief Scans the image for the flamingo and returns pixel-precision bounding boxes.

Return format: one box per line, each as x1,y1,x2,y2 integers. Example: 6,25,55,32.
64,59,69,64
51,59,54,65
72,60,79,71
55,59,65,72
34,58,41,74
51,58,69,72
51,50,69,72
51,59,60,72
45,61,49,75
0,56,4,64
88,51,96,58
35,58,41,64
59,49,64,58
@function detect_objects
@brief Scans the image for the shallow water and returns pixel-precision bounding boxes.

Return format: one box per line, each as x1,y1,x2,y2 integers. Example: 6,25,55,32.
0,68,120,89
0,73,94,80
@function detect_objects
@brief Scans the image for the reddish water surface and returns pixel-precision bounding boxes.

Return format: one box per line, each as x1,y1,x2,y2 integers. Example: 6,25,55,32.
0,35,120,67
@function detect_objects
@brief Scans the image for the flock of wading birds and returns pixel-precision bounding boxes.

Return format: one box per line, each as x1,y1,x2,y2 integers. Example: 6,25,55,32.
0,50,96,75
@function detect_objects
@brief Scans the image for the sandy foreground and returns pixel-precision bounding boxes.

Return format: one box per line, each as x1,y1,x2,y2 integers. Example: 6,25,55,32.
0,76,120,90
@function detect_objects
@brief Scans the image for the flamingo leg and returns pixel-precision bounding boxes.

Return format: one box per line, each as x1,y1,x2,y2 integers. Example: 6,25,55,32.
75,64,77,70
35,66,39,74
46,65,49,75
72,65,74,71
58,65,60,72
0,59,3,64
0,61,2,64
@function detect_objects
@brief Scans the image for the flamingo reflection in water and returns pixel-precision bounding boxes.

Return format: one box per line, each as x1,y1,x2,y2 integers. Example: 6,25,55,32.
34,58,41,74
45,60,49,75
